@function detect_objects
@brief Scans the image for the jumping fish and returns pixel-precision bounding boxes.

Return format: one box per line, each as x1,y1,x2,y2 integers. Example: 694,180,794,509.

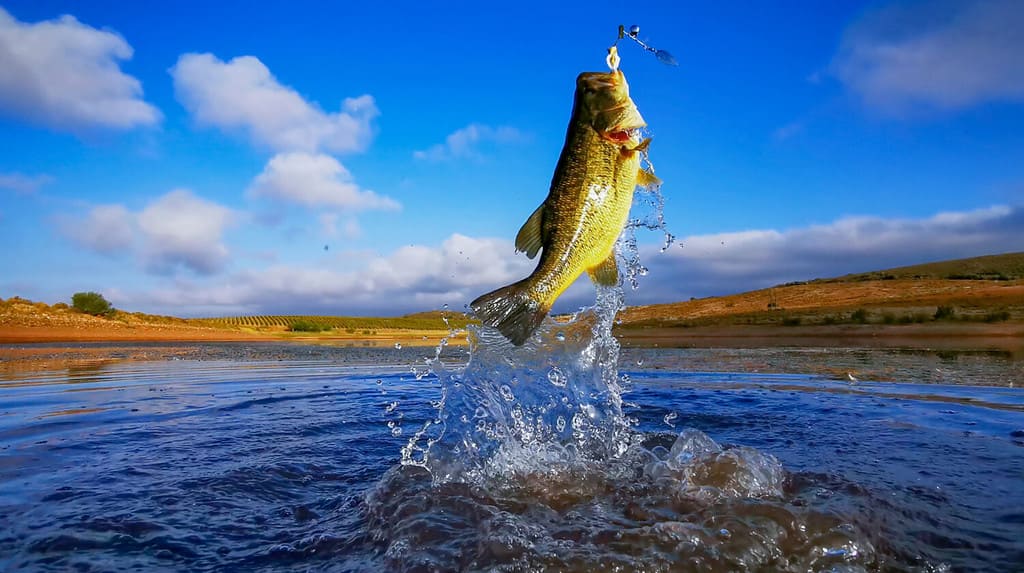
471,64,659,345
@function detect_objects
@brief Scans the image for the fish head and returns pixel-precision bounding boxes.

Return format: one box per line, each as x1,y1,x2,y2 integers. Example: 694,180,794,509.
575,70,646,146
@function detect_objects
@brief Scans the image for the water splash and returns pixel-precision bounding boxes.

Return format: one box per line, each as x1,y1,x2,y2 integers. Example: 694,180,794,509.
371,161,882,571
400,160,671,483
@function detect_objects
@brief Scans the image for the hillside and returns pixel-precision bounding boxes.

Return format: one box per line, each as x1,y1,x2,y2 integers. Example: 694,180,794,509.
620,252,1024,329
820,252,1024,283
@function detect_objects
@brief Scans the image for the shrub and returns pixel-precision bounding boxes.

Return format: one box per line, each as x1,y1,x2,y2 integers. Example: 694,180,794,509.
781,316,802,326
881,312,896,325
984,311,1011,323
288,320,330,332
71,292,114,316
822,315,837,325
52,302,69,310
934,305,956,320
850,308,869,324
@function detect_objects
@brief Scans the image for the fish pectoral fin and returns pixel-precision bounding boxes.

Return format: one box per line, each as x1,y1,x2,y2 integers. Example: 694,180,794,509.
637,167,662,188
588,253,619,286
514,204,545,259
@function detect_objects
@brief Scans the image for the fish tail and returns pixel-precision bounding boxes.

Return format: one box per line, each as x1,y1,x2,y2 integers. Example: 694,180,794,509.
470,280,548,346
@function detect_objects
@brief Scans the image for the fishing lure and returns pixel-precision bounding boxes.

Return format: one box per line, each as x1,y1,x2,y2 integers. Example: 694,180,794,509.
608,24,678,70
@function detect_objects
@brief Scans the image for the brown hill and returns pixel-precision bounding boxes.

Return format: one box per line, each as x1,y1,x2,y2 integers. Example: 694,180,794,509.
621,252,1024,328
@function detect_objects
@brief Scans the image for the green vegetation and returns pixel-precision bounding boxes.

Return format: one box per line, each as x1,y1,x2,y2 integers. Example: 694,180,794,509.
850,308,869,324
287,320,333,332
621,304,1019,330
71,292,114,317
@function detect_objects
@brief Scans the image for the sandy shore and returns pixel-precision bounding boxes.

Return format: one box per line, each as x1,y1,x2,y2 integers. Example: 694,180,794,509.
0,325,270,343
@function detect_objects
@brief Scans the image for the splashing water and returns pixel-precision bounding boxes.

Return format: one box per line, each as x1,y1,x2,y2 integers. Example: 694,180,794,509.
366,164,891,572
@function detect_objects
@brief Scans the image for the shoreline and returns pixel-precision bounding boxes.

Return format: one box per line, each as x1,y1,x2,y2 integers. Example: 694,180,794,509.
2,322,1020,349
617,323,1024,354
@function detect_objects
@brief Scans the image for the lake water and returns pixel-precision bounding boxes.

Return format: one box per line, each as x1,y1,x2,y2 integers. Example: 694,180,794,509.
1,328,1022,571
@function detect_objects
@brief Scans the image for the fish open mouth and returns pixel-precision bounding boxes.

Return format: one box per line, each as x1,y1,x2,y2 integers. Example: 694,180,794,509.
603,128,640,144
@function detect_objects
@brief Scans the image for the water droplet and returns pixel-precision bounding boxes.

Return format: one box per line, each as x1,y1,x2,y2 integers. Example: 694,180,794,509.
442,303,449,310
637,359,644,366
547,367,567,387
390,426,402,437
621,373,631,384
375,379,383,385
385,401,399,414
394,342,402,349
499,385,515,402
555,331,565,341
556,416,567,432
663,412,678,428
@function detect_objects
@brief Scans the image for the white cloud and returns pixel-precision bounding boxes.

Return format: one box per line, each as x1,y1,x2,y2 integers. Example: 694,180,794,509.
630,205,1024,304
0,7,160,131
60,204,134,254
137,189,235,274
414,123,525,161
122,233,537,316
248,152,399,211
0,172,52,194
171,53,377,153
832,0,1024,114
61,189,236,275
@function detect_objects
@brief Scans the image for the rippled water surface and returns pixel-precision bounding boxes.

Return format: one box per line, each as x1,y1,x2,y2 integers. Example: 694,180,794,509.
1,338,1022,572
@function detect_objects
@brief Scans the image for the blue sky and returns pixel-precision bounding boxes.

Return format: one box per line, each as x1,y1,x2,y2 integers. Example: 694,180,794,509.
1,1,1022,317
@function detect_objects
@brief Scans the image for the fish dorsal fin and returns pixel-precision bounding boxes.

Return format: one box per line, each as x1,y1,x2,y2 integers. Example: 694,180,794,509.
637,167,661,188
515,204,545,259
587,251,619,286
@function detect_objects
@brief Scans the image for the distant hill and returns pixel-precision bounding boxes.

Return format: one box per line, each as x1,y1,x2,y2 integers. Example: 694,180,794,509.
620,252,1024,328
819,252,1024,283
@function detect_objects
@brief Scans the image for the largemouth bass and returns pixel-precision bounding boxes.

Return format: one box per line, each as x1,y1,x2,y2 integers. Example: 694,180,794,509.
471,67,659,345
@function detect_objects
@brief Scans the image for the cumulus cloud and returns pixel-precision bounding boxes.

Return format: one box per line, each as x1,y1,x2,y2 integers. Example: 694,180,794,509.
0,7,160,131
630,204,1024,305
171,53,378,153
248,152,399,211
832,0,1024,114
124,233,536,316
414,123,525,161
0,172,53,194
61,189,236,275
137,189,235,274
60,204,134,254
